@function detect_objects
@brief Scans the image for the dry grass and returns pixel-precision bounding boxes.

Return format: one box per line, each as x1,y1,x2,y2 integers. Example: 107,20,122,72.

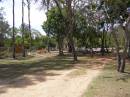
0,52,118,97
0,53,102,97
67,67,87,78
83,61,130,97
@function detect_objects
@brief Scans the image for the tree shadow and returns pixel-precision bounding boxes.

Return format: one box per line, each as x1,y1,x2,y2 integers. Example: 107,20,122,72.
0,55,75,94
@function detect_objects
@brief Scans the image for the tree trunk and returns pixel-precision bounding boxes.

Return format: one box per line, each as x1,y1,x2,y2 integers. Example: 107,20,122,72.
27,0,32,50
90,47,94,57
47,2,50,53
66,0,77,61
12,0,16,59
68,36,77,61
68,41,72,53
101,30,105,56
119,32,128,72
47,33,50,52
117,53,121,71
120,57,126,72
0,33,4,47
22,0,25,57
58,36,64,56
90,37,94,57
111,24,122,72
117,22,130,72
128,41,130,58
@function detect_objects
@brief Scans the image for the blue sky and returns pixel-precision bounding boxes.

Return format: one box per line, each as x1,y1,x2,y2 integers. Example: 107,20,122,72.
0,0,47,35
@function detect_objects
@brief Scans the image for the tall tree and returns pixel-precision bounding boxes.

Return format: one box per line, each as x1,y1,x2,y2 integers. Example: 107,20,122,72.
22,0,26,57
35,0,78,61
12,0,16,59
101,0,130,72
46,0,50,52
26,0,32,50
65,0,78,61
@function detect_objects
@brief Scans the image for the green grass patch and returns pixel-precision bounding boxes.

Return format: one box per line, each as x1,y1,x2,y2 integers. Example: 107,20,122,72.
83,63,130,97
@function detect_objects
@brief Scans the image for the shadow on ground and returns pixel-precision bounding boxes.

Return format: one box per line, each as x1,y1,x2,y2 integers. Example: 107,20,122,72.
0,55,75,94
0,53,116,94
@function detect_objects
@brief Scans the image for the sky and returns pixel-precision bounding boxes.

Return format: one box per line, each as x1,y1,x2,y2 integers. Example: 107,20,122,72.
0,0,47,35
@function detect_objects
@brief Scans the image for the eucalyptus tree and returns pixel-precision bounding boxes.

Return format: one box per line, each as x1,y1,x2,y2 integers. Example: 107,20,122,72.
12,0,16,59
26,0,32,50
96,3,109,55
100,0,130,72
22,0,26,57
44,0,51,52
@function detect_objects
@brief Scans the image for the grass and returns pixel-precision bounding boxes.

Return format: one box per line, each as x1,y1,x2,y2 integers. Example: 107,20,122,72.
0,52,123,95
0,55,75,79
83,61,130,97
0,54,76,93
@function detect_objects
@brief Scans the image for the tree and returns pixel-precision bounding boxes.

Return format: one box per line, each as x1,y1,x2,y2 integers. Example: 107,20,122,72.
19,23,31,49
34,0,52,52
22,0,26,57
64,0,78,61
42,7,66,55
35,0,79,61
101,0,130,72
0,8,10,47
26,0,32,50
12,0,16,59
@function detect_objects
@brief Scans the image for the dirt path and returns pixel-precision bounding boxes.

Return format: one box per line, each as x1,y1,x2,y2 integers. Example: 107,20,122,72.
0,53,110,97
0,69,100,97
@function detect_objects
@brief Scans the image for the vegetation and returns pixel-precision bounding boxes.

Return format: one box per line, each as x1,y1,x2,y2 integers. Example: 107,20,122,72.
83,60,130,97
0,0,130,71
0,0,130,96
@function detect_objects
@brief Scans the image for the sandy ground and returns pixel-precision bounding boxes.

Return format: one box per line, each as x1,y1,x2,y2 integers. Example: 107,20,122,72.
0,53,106,97
0,69,100,97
